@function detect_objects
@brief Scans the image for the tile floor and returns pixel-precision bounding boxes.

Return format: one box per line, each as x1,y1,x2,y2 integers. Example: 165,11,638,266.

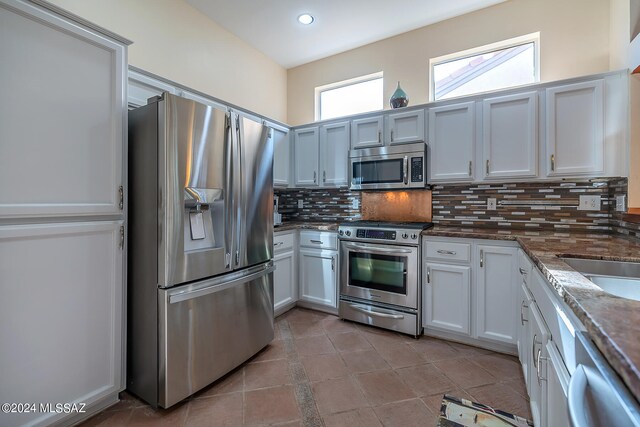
81,308,531,427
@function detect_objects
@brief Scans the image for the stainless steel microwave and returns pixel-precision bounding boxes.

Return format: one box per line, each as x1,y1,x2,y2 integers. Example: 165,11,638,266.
349,142,426,190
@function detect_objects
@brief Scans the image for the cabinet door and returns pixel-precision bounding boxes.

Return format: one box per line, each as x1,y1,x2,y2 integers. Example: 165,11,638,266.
351,116,384,149
294,127,320,187
428,102,476,181
270,124,291,188
0,221,124,427
0,1,126,219
546,80,604,176
528,303,549,427
387,110,425,145
128,68,179,109
320,121,350,187
546,342,570,427
518,282,532,393
476,245,518,344
423,262,471,335
299,249,337,308
483,92,537,179
273,249,296,313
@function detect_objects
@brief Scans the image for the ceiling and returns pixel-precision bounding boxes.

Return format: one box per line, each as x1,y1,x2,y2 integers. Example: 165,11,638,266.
187,0,507,69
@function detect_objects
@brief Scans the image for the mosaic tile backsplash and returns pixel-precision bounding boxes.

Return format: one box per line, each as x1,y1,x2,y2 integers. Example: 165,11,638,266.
275,178,639,236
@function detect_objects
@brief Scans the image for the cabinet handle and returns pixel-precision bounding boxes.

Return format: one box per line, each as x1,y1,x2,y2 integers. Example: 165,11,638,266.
536,349,547,385
274,241,284,247
323,170,326,183
468,161,472,176
520,300,528,325
519,267,527,275
331,256,335,271
437,249,456,255
532,333,539,368
390,130,394,142
485,159,490,175
426,267,431,284
378,131,381,144
313,171,317,183
310,239,323,244
551,154,555,172
480,250,484,267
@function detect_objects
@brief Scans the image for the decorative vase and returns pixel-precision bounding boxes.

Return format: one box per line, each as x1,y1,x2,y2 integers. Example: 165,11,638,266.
390,81,409,108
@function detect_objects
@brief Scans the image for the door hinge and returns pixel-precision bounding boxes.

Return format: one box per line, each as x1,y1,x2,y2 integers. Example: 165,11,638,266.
118,185,124,210
119,226,125,249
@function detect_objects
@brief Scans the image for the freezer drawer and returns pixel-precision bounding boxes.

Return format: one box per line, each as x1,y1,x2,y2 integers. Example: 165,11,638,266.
159,263,274,408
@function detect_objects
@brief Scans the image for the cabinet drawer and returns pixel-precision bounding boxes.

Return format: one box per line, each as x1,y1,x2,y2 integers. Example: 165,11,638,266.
299,230,338,250
273,232,295,252
425,241,471,263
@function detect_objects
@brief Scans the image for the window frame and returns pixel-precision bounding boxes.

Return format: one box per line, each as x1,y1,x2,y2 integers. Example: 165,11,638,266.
314,71,384,121
429,32,540,102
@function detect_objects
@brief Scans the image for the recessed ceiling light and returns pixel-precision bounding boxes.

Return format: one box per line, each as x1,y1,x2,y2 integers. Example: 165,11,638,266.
297,13,314,25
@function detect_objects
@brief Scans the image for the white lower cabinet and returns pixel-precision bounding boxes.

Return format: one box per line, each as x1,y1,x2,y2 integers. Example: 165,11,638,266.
527,303,549,427
299,248,338,310
424,262,471,334
273,231,297,316
518,281,533,393
476,245,518,344
545,342,570,427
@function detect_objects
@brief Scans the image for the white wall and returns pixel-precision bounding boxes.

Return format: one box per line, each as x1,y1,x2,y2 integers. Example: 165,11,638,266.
287,0,611,125
48,0,288,122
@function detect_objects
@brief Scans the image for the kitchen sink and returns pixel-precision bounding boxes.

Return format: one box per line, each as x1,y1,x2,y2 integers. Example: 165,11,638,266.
561,257,640,301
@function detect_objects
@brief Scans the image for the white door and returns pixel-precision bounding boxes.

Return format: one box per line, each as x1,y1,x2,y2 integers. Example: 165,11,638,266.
299,249,337,308
428,102,476,181
483,92,538,179
273,249,296,312
528,303,549,427
546,342,570,427
351,115,384,149
476,245,518,344
271,124,291,188
0,221,124,427
423,262,471,335
294,127,320,187
128,69,179,109
387,110,425,145
320,121,350,187
0,1,126,219
546,80,604,176
518,282,532,393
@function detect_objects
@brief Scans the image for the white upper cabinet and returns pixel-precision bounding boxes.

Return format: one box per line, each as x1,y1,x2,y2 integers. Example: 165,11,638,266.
545,80,604,176
424,262,471,335
270,123,291,188
294,127,320,187
428,102,476,182
483,92,538,179
351,115,384,149
320,121,350,186
475,244,518,345
386,110,425,145
0,0,126,219
128,69,179,109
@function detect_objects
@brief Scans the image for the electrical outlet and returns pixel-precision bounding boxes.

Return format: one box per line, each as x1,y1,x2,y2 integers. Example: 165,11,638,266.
351,198,360,210
578,195,601,211
297,199,304,209
616,195,626,212
487,198,497,210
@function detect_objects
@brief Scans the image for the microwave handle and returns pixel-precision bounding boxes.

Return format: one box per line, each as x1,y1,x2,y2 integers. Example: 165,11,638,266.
403,156,408,185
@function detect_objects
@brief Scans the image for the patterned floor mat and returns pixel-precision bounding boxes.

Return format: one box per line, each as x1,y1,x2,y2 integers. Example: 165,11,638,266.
437,394,534,427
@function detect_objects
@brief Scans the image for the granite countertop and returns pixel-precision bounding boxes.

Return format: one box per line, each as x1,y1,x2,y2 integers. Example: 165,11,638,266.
274,221,339,232
423,226,640,403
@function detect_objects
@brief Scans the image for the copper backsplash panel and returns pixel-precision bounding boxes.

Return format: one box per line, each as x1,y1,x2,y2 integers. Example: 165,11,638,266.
361,190,432,222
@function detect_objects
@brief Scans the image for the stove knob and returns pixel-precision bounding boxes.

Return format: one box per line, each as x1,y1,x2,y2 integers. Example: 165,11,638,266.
339,230,344,236
346,230,352,236
411,233,417,240
402,233,408,239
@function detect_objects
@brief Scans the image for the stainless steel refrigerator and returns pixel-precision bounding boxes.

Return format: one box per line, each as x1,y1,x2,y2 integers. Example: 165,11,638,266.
127,93,274,408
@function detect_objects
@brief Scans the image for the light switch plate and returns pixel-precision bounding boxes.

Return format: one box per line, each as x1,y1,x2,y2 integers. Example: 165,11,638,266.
578,195,601,211
616,195,626,212
487,198,497,210
297,199,304,209
351,198,360,210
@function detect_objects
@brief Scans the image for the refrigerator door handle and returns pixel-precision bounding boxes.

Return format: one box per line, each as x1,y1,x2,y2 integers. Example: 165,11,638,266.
235,114,243,267
168,264,276,304
224,112,235,268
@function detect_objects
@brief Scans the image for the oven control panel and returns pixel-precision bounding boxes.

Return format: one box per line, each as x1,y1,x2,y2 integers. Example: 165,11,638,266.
339,226,423,245
356,229,396,240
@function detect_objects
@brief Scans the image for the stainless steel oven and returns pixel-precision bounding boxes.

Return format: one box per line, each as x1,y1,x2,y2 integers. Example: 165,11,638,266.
349,142,426,190
338,221,432,337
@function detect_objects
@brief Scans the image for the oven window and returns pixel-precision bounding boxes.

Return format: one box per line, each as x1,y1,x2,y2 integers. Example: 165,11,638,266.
349,252,407,294
353,159,403,184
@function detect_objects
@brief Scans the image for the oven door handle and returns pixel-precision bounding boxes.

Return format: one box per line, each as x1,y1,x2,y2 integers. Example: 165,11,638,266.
344,243,413,254
348,303,405,319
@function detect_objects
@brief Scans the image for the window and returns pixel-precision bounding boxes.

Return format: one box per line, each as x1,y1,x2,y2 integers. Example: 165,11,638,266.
315,72,383,121
430,33,539,101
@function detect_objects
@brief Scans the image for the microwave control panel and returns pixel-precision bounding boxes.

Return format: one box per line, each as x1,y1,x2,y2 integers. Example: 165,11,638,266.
411,157,423,182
